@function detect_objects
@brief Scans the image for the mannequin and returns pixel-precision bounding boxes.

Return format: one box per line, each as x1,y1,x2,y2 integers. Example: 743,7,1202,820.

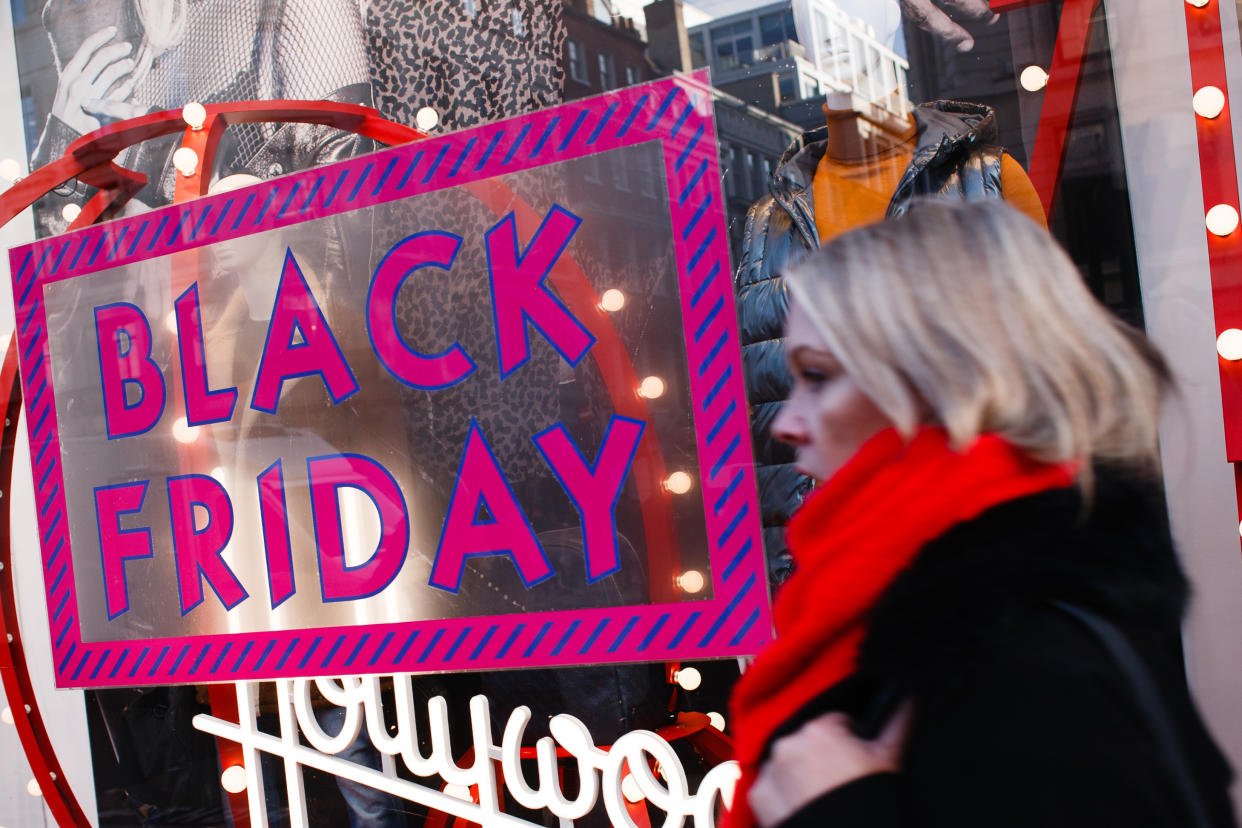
812,93,1046,243
734,92,1047,589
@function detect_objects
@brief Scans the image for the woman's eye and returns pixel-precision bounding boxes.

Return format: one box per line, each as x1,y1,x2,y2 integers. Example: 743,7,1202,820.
797,367,830,386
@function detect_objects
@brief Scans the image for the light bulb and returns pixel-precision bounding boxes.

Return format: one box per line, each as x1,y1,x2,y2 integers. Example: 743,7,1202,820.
0,706,12,725
172,417,201,444
1019,65,1048,92
676,569,705,594
0,158,21,182
599,288,626,312
664,471,693,494
220,765,247,793
1193,86,1226,119
26,779,40,797
182,101,207,131
637,376,665,399
621,774,644,803
165,311,178,334
674,666,702,691
61,203,82,223
443,783,472,801
707,711,726,730
1206,204,1239,236
1218,329,1242,360
415,107,440,131
173,147,199,177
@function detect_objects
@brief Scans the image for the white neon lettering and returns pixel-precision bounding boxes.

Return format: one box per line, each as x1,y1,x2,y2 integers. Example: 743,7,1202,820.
192,676,737,827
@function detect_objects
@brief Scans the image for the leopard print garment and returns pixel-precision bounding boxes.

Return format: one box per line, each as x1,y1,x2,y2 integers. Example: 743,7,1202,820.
364,0,565,132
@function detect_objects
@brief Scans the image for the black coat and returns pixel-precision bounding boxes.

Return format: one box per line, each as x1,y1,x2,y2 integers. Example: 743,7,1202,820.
771,471,1237,827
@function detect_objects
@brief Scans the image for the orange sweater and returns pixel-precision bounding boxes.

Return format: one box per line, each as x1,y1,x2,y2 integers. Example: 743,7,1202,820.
812,146,1047,243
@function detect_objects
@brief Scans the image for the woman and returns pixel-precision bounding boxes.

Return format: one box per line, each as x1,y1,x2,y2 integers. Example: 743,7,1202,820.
728,200,1237,827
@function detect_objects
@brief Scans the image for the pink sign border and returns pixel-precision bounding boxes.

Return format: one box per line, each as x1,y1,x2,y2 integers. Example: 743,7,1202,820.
9,72,772,688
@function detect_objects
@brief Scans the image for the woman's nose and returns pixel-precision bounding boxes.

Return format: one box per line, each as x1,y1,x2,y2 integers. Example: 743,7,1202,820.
771,402,807,446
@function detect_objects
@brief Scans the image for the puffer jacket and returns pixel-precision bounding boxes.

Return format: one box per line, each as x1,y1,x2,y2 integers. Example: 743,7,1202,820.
734,101,1006,584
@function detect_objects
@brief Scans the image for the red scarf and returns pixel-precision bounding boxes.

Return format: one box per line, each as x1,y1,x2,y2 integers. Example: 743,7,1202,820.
726,427,1075,828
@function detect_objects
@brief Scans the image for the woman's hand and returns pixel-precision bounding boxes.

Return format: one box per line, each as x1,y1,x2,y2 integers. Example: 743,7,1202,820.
50,26,145,135
748,703,912,827
898,0,997,52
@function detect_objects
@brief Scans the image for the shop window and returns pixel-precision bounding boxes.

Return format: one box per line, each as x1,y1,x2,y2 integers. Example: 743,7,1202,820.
689,32,707,68
598,52,616,90
759,10,797,46
711,21,755,72
567,39,588,85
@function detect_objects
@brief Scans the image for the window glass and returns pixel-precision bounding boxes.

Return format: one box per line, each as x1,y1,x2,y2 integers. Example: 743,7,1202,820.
759,10,797,46
598,52,616,90
567,38,588,85
689,31,707,68
712,21,755,72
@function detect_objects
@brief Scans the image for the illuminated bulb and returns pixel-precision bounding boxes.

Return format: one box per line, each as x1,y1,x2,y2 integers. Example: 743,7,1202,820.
599,288,626,312
443,783,472,801
1206,204,1240,236
415,106,440,131
182,101,207,130
172,417,201,444
637,376,665,399
664,471,693,494
61,203,82,223
26,779,40,797
0,706,12,724
1217,329,1242,360
1019,65,1048,92
1193,86,1226,119
676,569,705,594
165,311,178,334
1186,0,1209,7
621,774,644,803
220,765,247,793
673,666,702,691
0,158,21,182
173,146,199,177
707,711,726,730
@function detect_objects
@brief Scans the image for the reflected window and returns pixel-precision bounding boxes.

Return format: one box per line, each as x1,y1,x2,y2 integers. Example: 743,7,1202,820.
599,52,616,90
778,73,796,102
712,21,755,72
612,149,630,192
689,32,707,68
625,65,638,86
567,39,588,85
759,10,797,46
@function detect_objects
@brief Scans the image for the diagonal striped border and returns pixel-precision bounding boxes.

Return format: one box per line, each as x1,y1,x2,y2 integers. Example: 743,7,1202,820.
8,72,772,689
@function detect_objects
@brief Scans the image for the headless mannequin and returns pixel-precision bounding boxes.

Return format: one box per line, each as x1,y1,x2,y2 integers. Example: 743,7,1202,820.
812,99,1047,243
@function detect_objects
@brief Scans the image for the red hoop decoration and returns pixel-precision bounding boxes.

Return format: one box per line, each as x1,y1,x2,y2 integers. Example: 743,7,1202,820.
0,96,706,823
0,332,92,825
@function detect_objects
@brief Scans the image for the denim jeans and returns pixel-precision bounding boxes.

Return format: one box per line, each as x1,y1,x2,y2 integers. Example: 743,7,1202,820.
314,705,406,828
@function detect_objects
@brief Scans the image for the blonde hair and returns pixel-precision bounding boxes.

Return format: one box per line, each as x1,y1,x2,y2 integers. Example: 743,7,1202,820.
783,199,1170,478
